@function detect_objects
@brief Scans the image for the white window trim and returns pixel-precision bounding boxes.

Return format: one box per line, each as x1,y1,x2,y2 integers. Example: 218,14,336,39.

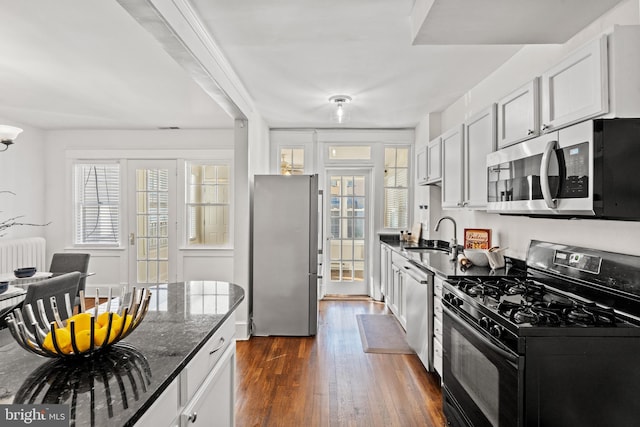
182,159,234,250
65,150,234,251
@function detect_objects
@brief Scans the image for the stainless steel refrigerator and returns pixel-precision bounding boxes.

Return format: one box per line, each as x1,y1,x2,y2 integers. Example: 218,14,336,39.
251,174,320,336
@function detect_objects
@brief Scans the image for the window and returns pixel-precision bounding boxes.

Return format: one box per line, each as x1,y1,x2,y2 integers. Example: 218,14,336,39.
74,162,121,245
279,148,304,175
328,145,371,160
383,147,409,229
186,162,230,246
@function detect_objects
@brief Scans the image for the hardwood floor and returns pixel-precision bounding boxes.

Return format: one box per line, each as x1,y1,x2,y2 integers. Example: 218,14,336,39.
235,299,446,427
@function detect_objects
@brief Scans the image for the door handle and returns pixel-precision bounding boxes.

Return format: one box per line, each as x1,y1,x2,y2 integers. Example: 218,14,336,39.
540,140,558,209
129,232,135,246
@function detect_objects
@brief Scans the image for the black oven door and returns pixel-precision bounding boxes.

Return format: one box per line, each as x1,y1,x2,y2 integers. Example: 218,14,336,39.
443,305,523,427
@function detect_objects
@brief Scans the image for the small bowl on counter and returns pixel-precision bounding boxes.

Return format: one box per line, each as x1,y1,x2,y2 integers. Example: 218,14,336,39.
463,249,490,267
14,267,37,278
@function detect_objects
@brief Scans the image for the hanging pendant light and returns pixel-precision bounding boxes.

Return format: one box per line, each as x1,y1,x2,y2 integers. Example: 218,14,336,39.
0,125,23,152
329,95,352,124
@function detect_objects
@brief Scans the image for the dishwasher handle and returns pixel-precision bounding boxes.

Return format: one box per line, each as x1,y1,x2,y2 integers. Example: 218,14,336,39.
404,263,432,284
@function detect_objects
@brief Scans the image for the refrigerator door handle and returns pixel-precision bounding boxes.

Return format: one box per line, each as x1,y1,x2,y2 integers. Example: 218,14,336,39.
318,189,324,255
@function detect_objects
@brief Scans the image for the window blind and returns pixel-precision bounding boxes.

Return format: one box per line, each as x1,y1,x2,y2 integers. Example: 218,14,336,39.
74,163,120,244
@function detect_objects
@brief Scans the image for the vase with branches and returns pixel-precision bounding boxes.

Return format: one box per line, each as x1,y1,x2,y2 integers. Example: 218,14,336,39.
1,191,50,236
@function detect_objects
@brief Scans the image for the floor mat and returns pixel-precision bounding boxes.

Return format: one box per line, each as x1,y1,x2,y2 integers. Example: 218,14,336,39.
356,314,414,354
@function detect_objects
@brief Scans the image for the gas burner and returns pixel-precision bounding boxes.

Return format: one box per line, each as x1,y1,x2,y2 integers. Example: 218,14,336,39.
464,283,502,298
498,301,563,326
513,307,538,324
566,303,616,326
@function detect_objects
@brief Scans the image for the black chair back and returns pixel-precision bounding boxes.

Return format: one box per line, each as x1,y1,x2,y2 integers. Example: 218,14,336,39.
22,271,82,329
49,253,90,306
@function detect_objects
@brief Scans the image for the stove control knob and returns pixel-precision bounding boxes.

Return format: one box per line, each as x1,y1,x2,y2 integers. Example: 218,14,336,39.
479,317,490,329
444,293,463,307
490,325,503,338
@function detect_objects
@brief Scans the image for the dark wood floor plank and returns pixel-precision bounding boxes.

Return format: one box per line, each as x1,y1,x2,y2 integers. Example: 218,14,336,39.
236,299,446,427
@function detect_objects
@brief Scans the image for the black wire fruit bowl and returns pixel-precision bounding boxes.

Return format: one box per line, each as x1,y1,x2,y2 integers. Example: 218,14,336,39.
4,287,151,358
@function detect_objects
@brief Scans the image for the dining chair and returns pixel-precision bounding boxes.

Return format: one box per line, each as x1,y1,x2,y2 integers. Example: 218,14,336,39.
21,271,81,330
49,253,90,308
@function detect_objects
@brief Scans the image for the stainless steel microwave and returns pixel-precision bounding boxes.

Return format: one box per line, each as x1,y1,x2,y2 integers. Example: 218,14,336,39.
486,118,640,219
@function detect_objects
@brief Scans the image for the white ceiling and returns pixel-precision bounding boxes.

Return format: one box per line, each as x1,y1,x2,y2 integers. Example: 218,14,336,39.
0,0,233,130
412,0,626,45
0,0,627,131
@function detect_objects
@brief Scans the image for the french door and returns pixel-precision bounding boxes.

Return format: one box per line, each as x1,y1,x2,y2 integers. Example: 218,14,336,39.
324,170,369,295
128,160,177,286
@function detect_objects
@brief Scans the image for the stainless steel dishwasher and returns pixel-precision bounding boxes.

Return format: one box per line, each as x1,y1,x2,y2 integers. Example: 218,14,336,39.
403,260,433,370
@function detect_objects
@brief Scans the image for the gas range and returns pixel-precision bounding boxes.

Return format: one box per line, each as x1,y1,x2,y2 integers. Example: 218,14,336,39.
441,240,640,427
443,275,640,348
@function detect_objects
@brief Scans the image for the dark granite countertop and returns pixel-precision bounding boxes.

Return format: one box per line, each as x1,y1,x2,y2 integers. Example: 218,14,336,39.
0,281,244,427
380,238,525,279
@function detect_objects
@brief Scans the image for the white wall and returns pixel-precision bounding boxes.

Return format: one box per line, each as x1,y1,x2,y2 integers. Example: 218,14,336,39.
0,121,46,240
424,0,640,260
43,128,235,292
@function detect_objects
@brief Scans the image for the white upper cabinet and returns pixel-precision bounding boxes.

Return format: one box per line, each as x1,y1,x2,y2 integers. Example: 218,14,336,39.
464,105,496,209
441,107,496,210
441,125,464,209
416,145,428,185
497,78,539,149
540,35,608,133
416,137,442,185
426,137,442,183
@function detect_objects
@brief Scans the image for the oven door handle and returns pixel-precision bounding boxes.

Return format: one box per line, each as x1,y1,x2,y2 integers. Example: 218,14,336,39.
443,305,519,368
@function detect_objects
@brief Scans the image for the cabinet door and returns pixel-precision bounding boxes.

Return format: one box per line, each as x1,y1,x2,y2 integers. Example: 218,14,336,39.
416,146,428,185
464,104,496,209
180,343,236,427
426,137,442,183
497,79,539,148
380,244,390,298
541,35,608,132
134,379,179,427
441,125,464,209
389,264,399,315
397,269,406,329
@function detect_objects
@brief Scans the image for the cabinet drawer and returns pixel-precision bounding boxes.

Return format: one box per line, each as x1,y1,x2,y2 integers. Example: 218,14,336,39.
433,296,443,320
433,339,443,376
185,315,235,402
134,378,179,426
181,344,235,427
433,316,443,343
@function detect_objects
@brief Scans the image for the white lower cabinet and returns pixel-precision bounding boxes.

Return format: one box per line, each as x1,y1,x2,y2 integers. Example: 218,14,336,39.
433,276,444,380
135,313,237,427
135,377,180,427
180,343,236,427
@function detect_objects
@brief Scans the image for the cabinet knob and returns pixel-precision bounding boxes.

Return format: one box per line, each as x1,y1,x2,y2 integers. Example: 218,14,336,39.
527,129,534,135
541,124,549,131
187,412,198,423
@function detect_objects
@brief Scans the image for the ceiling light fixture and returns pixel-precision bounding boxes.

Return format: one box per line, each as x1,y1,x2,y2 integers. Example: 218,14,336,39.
0,125,23,152
329,95,352,124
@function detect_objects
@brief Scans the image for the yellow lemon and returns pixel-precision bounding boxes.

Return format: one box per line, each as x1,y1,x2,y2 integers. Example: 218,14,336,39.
123,314,134,332
42,331,56,353
107,318,124,343
42,327,72,354
97,312,121,328
93,326,108,347
66,313,93,332
74,329,92,353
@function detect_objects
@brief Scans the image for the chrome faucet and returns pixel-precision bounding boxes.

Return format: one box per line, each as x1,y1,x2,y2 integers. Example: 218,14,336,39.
434,216,458,261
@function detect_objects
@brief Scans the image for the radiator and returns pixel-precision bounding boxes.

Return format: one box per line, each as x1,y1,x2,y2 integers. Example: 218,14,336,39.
0,237,46,275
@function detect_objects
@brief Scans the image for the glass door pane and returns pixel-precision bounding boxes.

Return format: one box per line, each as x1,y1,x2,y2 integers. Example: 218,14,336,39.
129,160,176,286
325,170,368,295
